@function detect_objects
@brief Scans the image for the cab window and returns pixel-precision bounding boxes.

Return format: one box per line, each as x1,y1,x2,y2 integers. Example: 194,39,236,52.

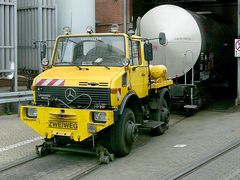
129,41,141,65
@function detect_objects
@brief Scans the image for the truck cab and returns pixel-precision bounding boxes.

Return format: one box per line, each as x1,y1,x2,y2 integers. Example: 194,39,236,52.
20,32,173,158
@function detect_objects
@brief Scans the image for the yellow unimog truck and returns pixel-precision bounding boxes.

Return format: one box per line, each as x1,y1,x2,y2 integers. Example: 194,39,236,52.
20,27,173,163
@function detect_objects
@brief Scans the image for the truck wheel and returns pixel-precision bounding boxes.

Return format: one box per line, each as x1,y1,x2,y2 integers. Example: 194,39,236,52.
150,99,170,136
110,108,138,157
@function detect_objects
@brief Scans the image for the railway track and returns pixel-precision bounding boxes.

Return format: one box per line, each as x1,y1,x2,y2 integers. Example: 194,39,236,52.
70,163,101,180
169,138,240,180
0,115,186,179
69,115,187,179
68,116,186,179
0,154,38,173
2,113,236,180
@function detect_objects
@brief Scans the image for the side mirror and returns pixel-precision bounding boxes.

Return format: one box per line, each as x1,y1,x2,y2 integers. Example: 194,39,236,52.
144,43,153,61
41,43,47,60
159,32,167,45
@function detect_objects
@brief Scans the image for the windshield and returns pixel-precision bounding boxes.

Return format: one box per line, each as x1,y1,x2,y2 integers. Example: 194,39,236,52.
53,36,125,67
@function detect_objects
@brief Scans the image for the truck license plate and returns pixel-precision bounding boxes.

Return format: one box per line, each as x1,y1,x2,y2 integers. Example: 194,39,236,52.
49,121,78,130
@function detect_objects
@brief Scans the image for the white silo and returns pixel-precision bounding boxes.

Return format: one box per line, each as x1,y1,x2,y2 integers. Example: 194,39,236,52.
56,0,95,35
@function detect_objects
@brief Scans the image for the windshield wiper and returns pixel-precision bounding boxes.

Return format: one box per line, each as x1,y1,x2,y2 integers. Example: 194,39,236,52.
96,65,110,70
92,58,110,70
78,66,89,70
103,65,110,70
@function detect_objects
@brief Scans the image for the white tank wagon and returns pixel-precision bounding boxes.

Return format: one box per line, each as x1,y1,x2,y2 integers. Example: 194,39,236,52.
140,4,235,112
56,0,95,35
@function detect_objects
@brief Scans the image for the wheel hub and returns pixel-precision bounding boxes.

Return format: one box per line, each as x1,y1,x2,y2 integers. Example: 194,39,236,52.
161,108,170,123
126,121,138,143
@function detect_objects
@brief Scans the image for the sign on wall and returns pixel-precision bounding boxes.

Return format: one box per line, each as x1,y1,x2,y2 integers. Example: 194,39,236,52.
235,39,240,57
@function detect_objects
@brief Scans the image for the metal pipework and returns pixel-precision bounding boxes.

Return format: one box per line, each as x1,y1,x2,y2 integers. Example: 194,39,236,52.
123,0,127,33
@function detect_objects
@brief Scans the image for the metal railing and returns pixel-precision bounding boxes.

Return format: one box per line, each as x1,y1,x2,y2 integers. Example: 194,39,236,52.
0,91,33,104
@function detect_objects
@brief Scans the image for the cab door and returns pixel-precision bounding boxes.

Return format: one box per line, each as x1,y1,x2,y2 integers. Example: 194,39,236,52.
129,40,148,98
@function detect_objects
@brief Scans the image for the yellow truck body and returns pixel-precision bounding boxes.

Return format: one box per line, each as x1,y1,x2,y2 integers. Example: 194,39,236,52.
20,32,173,157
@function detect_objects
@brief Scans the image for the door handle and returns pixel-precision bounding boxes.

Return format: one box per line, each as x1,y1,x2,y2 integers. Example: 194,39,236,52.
141,73,146,76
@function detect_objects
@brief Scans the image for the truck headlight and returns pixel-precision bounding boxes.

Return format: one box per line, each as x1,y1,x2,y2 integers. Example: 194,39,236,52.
93,112,106,123
26,108,38,118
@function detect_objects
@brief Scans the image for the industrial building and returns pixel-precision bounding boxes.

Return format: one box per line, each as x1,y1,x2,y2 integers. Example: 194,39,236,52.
1,0,240,179
0,0,239,110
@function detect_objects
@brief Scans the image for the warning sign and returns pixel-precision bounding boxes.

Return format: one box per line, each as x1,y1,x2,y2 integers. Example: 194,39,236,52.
235,39,240,57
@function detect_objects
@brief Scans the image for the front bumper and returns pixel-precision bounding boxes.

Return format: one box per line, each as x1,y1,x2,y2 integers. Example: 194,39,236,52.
20,106,115,142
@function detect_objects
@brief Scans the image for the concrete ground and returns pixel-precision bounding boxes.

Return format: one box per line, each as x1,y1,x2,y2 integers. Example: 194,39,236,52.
183,144,240,180
84,110,240,180
0,108,240,179
0,113,182,169
0,115,43,167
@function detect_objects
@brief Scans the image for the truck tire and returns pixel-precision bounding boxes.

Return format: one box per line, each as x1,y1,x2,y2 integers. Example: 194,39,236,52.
150,99,170,136
110,108,138,157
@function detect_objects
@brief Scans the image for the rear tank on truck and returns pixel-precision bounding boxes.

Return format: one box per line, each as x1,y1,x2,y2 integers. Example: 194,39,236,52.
140,4,235,113
20,27,173,163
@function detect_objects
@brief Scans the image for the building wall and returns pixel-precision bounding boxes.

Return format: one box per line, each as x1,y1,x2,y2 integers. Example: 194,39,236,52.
96,0,132,33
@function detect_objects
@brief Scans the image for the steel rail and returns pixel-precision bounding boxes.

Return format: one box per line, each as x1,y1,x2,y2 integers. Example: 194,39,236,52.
0,154,38,173
70,162,101,180
69,115,187,179
168,138,240,180
0,115,186,178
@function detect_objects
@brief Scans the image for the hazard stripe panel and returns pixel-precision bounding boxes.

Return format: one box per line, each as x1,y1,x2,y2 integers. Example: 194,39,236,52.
36,79,65,86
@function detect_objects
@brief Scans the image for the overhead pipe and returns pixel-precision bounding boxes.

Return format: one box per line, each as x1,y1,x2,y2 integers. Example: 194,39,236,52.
123,0,127,32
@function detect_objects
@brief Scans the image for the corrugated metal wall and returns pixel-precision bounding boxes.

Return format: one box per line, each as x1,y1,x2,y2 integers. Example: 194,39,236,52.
17,0,56,72
0,0,17,82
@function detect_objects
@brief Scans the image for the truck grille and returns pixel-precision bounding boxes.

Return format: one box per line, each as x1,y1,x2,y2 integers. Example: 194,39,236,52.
35,86,111,109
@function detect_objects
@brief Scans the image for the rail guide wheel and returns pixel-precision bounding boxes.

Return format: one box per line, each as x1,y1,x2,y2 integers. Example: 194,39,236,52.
36,144,47,157
35,141,53,157
96,145,114,164
35,140,115,164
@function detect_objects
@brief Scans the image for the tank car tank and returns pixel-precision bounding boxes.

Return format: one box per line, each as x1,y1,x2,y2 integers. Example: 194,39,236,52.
140,4,235,112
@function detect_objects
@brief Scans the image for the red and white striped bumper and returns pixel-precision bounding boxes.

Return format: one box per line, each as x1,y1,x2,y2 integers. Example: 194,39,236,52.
35,79,65,86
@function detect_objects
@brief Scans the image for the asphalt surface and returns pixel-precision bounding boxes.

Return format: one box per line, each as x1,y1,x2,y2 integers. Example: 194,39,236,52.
0,115,43,167
0,109,240,179
84,110,240,180
183,144,240,180
0,152,98,180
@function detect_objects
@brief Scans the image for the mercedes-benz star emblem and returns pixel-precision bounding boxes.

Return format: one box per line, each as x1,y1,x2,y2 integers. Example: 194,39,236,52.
65,88,77,101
